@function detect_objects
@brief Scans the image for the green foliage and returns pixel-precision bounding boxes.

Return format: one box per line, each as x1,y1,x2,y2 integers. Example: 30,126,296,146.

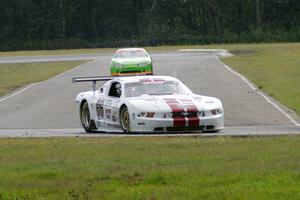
0,0,299,50
0,136,299,199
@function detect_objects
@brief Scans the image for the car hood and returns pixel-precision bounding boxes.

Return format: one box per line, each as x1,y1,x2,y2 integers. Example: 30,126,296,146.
126,94,221,112
112,57,151,65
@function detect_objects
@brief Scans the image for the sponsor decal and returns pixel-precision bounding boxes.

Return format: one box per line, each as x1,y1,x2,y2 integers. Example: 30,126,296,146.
153,78,165,82
105,109,111,120
105,99,113,106
106,122,121,128
96,103,104,119
98,99,105,104
139,78,152,83
138,78,165,84
96,99,105,119
112,111,118,122
152,78,165,84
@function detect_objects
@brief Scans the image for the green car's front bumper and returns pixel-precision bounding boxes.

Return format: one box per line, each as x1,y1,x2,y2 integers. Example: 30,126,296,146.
110,64,153,76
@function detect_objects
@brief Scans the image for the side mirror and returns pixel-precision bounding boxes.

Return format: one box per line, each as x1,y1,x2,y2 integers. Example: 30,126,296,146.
117,89,121,97
116,83,121,97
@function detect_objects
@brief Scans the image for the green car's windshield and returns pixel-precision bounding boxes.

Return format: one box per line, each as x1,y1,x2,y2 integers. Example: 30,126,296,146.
114,50,148,58
125,80,187,97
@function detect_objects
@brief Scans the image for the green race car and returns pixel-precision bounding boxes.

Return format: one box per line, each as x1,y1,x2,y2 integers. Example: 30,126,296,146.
110,48,153,76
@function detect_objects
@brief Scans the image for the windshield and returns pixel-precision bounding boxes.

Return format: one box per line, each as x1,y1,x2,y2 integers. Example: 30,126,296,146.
114,50,148,58
125,80,187,97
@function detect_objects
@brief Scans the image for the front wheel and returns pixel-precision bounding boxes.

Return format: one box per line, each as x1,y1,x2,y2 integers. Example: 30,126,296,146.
120,106,131,133
80,101,96,133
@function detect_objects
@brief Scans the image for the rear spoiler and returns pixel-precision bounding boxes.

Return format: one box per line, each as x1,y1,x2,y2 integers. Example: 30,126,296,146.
72,76,113,92
72,76,112,83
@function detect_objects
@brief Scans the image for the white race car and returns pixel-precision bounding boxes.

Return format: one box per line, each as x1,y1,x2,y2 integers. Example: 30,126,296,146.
73,75,224,133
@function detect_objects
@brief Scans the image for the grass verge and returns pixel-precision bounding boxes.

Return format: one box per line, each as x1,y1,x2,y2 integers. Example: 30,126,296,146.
0,136,299,199
0,61,87,97
219,43,300,115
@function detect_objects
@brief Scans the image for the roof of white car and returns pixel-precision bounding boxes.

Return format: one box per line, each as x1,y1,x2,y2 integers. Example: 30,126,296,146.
112,75,179,84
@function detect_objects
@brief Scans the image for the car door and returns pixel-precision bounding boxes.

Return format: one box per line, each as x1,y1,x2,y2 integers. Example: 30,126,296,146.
94,86,106,128
103,81,122,128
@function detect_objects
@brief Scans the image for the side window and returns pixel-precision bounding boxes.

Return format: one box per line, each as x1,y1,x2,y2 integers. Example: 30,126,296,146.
108,82,122,98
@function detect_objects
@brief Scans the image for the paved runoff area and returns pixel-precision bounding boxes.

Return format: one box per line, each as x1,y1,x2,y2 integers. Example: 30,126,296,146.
0,51,299,137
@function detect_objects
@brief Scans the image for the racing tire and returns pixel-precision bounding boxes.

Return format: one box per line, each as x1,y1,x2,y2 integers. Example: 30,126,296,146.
120,106,131,133
80,101,96,133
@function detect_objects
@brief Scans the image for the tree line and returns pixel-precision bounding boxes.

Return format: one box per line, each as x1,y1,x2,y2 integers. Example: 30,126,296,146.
0,0,299,50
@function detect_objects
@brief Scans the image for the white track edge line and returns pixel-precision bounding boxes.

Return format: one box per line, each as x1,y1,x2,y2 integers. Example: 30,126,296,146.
0,83,39,103
215,57,300,126
0,60,95,103
51,59,96,79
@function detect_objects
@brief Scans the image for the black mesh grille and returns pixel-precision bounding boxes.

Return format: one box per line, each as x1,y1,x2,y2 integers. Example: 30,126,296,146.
120,70,143,73
154,127,164,131
172,111,198,118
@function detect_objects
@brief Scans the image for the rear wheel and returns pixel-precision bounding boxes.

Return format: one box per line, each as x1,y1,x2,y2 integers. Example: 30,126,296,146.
80,101,96,133
120,106,131,133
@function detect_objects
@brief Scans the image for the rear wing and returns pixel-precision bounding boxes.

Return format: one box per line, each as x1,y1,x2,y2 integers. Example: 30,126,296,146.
72,74,156,92
72,76,113,92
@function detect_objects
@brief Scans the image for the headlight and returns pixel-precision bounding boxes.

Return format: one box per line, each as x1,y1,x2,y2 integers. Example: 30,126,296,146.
163,112,173,118
211,109,222,115
137,112,155,118
138,63,148,67
198,111,205,117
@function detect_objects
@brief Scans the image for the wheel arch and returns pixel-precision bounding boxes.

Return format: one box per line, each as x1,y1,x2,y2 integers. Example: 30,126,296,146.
80,99,87,109
79,99,97,132
79,99,88,120
119,103,132,133
119,103,128,115
80,99,97,121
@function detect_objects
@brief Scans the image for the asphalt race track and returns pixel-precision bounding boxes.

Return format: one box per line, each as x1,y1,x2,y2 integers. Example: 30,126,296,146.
0,51,299,137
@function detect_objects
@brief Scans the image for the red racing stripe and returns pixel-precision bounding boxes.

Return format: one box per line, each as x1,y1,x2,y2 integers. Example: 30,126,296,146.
179,99,200,127
163,98,185,127
187,116,199,127
173,117,186,127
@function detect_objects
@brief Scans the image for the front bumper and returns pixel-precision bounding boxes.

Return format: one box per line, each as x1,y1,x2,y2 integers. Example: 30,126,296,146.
131,114,224,133
111,65,153,76
111,71,153,76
